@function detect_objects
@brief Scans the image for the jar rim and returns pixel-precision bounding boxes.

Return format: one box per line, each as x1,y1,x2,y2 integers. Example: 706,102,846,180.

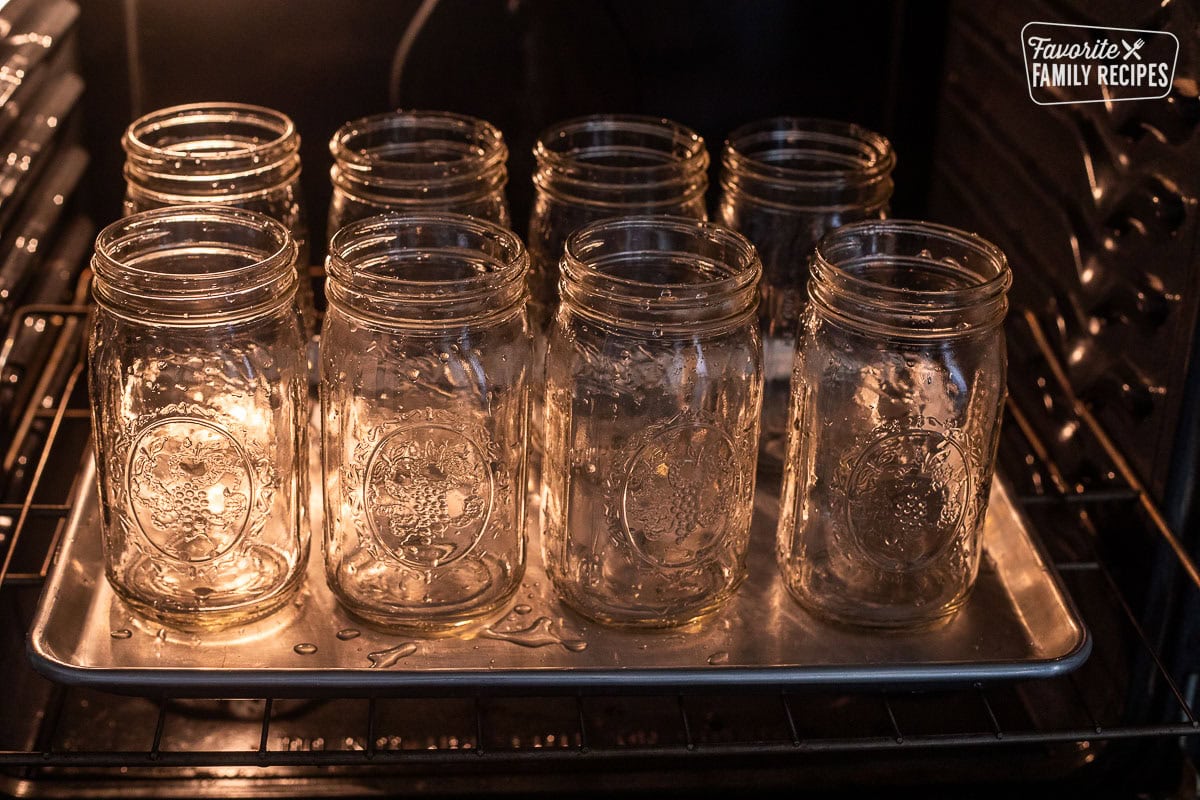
534,114,708,181
329,109,508,182
325,212,527,326
123,102,299,169
92,204,297,323
813,219,1010,305
723,116,895,188
561,216,760,334
809,220,1010,339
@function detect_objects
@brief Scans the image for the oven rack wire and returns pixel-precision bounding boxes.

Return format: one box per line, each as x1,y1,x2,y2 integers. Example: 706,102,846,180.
1,292,1199,791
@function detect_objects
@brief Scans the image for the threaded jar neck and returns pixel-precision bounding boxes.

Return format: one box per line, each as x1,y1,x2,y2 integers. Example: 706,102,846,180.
329,110,508,208
533,115,709,209
721,117,894,212
325,212,528,329
92,205,298,325
809,220,1011,340
122,103,301,204
560,216,760,336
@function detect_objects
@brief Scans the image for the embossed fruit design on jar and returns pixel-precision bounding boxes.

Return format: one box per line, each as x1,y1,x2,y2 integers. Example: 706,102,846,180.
776,220,1011,629
542,216,763,628
88,206,308,629
321,214,531,634
363,425,492,569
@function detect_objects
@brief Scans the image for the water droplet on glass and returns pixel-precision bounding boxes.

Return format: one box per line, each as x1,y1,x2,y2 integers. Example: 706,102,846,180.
110,629,132,640
514,604,532,615
294,642,318,655
706,651,730,666
336,628,361,641
368,642,418,668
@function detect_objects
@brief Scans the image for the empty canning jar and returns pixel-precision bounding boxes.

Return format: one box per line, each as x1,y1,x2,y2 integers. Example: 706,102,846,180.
528,114,709,330
776,220,1011,629
122,102,316,334
543,217,762,628
321,213,531,633
327,110,509,235
88,206,309,630
717,118,894,468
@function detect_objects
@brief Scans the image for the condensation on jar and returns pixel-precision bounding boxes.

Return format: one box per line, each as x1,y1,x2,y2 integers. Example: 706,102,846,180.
121,102,316,333
776,220,1011,629
88,205,309,630
321,212,531,635
527,114,709,330
327,110,510,236
716,117,894,470
542,216,763,628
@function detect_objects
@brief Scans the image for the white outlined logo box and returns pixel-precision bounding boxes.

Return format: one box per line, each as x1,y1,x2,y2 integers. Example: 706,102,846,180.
1022,21,1178,106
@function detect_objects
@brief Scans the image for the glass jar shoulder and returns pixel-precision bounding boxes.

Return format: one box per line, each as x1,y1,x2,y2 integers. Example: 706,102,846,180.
545,309,761,424
89,305,307,398
321,306,530,388
327,187,509,234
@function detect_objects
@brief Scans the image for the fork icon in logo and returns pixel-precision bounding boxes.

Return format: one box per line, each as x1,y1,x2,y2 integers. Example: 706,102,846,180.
1122,38,1145,60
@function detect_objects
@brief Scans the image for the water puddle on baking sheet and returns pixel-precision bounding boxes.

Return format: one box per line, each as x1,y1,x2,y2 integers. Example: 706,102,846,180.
367,642,418,668
481,615,588,652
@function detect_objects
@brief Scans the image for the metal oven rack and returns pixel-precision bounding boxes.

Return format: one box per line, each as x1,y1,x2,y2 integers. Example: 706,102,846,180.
2,295,1200,797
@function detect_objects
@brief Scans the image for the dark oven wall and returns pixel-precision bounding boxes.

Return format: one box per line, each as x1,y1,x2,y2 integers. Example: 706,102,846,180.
928,0,1200,718
76,0,949,245
929,0,1200,532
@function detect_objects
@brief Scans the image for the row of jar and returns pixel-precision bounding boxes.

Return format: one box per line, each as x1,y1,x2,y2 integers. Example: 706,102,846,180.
89,206,1010,634
121,103,896,468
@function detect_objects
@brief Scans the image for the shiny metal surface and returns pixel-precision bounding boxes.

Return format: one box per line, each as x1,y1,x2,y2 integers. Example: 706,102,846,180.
27,455,1089,696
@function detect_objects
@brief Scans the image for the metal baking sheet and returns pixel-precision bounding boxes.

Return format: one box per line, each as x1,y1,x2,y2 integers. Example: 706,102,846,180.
29,454,1090,696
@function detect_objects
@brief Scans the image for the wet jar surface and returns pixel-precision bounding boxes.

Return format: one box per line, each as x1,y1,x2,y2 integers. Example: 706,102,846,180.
320,213,531,635
776,220,1011,629
88,206,309,630
542,217,763,628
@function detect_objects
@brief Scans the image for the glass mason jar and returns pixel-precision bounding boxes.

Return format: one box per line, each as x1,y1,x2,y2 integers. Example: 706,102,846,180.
717,118,895,469
327,110,510,235
528,114,709,330
88,206,309,630
321,213,531,634
543,217,763,628
122,102,316,334
776,220,1011,629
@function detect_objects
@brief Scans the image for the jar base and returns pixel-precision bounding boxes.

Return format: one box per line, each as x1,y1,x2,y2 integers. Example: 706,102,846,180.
550,578,741,630
109,566,305,632
328,577,522,638
784,581,971,632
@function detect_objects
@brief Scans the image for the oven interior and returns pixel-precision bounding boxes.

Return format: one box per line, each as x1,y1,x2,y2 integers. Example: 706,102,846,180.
3,0,1200,795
